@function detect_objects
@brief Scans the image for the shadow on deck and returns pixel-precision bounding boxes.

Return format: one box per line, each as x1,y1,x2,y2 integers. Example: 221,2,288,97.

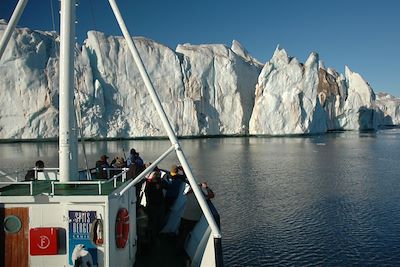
134,233,187,267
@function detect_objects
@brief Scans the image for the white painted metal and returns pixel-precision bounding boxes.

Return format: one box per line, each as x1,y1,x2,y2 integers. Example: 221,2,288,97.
59,0,78,183
187,215,216,266
0,0,28,61
2,192,136,266
117,145,175,196
108,0,222,239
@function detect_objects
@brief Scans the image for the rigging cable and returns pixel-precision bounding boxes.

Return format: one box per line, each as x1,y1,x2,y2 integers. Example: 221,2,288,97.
73,1,91,180
88,0,97,31
49,0,56,32
74,73,92,180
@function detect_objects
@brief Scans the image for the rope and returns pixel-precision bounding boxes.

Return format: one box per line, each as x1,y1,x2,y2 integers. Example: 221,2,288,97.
74,60,92,180
49,0,56,32
75,92,92,180
89,0,97,31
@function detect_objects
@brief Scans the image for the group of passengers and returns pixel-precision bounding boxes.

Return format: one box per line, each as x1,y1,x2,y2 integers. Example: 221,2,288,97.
94,148,144,179
141,163,215,254
94,147,215,254
142,164,187,244
26,148,215,256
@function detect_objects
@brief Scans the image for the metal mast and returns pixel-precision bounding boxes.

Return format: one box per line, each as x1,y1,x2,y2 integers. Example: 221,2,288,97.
59,0,78,182
0,0,28,60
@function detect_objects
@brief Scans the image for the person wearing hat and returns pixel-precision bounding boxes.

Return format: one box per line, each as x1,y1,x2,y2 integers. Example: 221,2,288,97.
113,157,126,168
162,164,187,211
144,170,165,245
95,154,113,179
127,148,144,171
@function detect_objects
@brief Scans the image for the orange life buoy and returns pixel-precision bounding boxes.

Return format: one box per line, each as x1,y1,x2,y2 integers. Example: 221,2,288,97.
115,208,129,248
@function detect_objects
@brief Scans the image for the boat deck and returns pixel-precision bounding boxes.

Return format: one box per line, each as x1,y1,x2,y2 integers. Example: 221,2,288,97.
134,233,186,267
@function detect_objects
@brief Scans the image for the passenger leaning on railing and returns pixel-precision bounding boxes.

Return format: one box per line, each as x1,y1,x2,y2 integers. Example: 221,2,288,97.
24,160,44,181
163,165,187,211
127,148,144,171
110,156,126,176
126,148,145,179
95,155,115,179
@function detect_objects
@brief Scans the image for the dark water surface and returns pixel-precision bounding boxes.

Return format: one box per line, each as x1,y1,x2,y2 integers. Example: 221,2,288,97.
2,130,400,266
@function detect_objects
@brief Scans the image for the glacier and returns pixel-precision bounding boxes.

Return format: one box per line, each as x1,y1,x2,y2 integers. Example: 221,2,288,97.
375,92,400,125
249,47,327,135
248,46,382,135
0,21,398,140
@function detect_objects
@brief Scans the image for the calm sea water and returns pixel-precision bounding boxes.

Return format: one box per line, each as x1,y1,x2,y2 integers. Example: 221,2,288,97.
2,129,400,266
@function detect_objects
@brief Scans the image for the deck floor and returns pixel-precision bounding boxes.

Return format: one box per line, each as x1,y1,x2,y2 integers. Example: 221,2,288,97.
134,234,187,267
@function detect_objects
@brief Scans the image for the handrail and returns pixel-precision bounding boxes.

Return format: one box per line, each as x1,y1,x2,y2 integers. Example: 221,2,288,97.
107,168,129,186
33,167,60,171
51,180,102,195
50,167,130,195
0,181,33,195
0,167,130,196
96,167,129,181
116,144,175,196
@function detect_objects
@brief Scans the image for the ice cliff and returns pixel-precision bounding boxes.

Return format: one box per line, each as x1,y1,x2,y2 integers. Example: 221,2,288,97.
0,23,60,139
83,33,261,137
0,22,261,139
249,47,327,135
176,41,260,135
375,92,400,125
0,22,397,139
249,47,380,135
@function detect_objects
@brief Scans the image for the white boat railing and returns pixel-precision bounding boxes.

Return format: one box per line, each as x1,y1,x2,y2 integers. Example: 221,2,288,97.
0,181,34,195
50,167,130,195
0,167,131,196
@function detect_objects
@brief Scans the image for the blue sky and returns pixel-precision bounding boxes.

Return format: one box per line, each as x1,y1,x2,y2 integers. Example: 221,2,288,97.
2,0,399,95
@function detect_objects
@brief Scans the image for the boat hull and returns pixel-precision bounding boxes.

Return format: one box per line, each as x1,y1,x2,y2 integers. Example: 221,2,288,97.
0,188,137,267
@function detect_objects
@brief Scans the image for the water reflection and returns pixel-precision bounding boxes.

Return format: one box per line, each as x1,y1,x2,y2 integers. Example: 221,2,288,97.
1,130,400,266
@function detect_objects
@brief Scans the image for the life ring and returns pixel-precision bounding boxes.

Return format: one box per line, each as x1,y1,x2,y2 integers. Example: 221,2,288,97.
90,218,104,246
115,208,129,248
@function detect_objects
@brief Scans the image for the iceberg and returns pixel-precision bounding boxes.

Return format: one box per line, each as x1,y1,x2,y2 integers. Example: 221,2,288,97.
0,22,60,139
176,41,261,135
249,47,327,135
375,92,400,125
249,46,381,135
0,21,398,139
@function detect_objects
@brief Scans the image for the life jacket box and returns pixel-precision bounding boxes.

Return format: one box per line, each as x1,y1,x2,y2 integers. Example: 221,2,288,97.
30,227,60,255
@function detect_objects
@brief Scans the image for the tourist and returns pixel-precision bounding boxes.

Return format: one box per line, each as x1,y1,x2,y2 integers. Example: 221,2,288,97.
163,165,187,210
127,148,144,169
113,157,126,168
144,171,165,245
111,156,126,176
95,154,114,179
24,160,45,181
